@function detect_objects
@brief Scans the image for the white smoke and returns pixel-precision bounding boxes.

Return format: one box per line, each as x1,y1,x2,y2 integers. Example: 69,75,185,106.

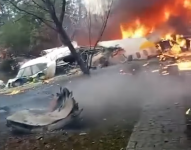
83,0,113,15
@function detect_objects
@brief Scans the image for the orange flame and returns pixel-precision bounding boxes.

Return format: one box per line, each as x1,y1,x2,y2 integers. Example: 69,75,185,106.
120,0,191,39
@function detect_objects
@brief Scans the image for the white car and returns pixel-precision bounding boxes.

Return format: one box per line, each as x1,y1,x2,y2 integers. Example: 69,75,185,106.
6,56,56,88
0,80,5,89
6,43,79,88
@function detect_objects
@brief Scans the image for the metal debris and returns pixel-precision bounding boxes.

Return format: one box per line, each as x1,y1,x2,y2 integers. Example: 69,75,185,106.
186,108,191,115
79,132,87,136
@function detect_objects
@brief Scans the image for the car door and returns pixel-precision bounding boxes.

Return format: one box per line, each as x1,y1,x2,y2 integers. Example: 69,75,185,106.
22,66,33,77
31,63,47,78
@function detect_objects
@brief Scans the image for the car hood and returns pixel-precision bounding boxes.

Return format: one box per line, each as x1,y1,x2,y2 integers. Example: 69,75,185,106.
6,78,18,86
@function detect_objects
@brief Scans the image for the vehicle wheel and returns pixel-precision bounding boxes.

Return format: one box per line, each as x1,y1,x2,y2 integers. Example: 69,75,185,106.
38,73,45,80
12,80,22,87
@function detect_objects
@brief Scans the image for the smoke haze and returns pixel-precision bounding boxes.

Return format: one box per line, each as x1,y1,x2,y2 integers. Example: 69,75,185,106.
0,65,190,131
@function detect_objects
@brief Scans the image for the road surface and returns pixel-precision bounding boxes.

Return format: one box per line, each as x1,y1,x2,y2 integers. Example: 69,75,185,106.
1,63,190,150
127,76,191,150
0,64,143,149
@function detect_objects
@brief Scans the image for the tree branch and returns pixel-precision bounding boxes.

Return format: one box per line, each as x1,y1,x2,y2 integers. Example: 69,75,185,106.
43,0,55,13
9,0,57,31
71,29,77,40
60,0,66,25
87,7,92,47
31,0,49,12
43,0,61,27
88,1,113,68
93,0,113,48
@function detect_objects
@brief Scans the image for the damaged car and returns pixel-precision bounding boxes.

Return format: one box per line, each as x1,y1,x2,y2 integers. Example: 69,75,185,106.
5,56,56,88
6,87,83,133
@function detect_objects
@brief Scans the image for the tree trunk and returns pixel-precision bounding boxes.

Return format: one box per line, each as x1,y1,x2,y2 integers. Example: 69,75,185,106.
57,26,90,75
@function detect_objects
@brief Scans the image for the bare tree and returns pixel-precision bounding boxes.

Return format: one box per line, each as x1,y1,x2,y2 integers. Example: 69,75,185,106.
6,0,90,74
85,0,113,68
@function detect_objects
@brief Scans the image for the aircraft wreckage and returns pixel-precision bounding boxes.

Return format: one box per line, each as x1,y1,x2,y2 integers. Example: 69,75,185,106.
5,87,83,133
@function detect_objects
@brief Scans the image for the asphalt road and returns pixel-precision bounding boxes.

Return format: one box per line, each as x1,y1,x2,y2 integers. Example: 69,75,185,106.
2,62,191,150
0,63,151,109
0,62,180,137
0,64,144,135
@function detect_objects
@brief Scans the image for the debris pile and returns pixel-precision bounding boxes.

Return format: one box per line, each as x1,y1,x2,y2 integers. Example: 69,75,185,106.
77,45,124,68
157,34,191,75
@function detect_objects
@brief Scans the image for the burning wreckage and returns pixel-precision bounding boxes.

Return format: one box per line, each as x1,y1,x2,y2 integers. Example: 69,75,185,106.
5,87,83,133
156,35,191,76
108,34,191,76
96,34,191,75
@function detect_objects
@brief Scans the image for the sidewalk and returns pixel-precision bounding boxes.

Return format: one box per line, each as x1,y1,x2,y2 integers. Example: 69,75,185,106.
126,97,190,150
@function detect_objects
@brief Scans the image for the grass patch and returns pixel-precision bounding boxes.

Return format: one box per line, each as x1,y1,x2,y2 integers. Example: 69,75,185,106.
4,122,135,150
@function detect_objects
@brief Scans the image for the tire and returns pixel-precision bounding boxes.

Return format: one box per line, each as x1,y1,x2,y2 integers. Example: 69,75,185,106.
12,80,22,87
37,73,45,80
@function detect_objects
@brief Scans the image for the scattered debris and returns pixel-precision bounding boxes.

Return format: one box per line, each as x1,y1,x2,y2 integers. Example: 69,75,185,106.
36,136,43,140
186,108,190,115
5,90,23,95
79,132,87,136
43,78,54,84
152,70,159,73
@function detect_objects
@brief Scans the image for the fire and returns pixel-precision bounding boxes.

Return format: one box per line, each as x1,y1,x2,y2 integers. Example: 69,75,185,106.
163,34,173,40
177,62,191,70
120,19,151,38
164,9,170,20
184,0,191,8
120,0,191,39
170,44,181,55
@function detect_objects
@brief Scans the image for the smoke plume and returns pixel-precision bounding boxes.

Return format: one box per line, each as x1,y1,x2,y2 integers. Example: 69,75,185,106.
76,0,191,45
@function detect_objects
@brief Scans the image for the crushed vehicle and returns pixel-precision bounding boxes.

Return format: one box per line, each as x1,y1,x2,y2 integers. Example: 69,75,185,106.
5,42,79,88
6,87,83,133
0,80,5,89
5,56,56,88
